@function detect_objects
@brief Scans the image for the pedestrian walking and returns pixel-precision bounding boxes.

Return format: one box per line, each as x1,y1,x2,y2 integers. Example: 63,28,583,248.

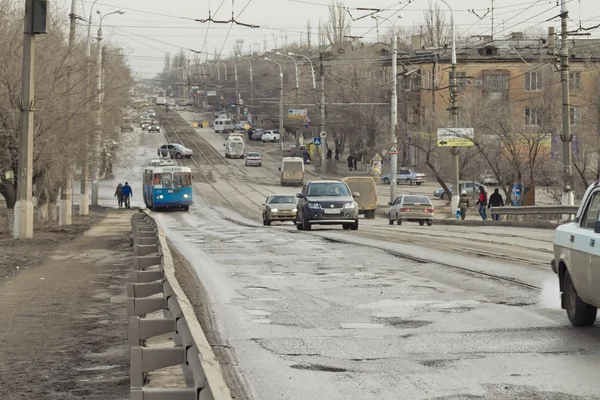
476,186,488,220
488,188,504,221
327,148,333,160
459,189,469,220
347,155,354,171
353,155,358,171
114,183,124,208
122,182,133,209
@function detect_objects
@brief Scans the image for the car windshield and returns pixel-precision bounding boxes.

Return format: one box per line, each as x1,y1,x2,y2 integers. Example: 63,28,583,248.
248,153,260,158
403,196,431,205
268,196,296,204
308,183,351,197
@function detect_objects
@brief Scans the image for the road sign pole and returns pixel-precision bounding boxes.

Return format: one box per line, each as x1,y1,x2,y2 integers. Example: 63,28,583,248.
390,32,398,203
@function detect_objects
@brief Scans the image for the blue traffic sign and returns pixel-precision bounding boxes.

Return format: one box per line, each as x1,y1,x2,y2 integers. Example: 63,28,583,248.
313,137,321,146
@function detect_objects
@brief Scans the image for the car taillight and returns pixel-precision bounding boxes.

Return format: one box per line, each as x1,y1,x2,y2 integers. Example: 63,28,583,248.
424,208,434,213
399,208,410,212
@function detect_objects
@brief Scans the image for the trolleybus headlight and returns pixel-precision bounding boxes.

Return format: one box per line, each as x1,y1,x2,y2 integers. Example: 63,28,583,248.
183,194,190,198
157,195,164,199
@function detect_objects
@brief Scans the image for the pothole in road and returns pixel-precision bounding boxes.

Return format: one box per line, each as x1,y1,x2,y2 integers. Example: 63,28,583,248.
290,363,348,373
375,318,433,328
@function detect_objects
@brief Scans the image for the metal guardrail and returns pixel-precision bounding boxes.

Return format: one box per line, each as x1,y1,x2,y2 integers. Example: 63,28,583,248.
129,211,232,400
490,205,579,221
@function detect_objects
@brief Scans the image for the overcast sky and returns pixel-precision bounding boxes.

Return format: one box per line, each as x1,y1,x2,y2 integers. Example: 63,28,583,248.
61,0,600,77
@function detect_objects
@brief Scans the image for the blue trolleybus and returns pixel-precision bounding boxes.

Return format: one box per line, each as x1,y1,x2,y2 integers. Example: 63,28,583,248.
143,165,193,210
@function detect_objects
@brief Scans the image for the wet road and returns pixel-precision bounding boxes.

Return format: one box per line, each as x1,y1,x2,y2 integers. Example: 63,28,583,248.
117,115,600,400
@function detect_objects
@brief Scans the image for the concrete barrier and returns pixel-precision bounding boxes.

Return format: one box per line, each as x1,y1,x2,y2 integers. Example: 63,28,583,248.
128,212,232,400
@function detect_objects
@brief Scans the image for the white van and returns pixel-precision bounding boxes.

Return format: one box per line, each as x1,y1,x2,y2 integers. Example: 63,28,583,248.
279,157,305,186
214,118,234,133
224,137,245,158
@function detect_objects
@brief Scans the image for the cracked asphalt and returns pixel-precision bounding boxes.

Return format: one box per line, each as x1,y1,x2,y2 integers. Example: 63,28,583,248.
122,117,600,400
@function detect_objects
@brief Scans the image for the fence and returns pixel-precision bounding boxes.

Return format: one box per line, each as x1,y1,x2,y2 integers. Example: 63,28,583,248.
129,211,232,400
490,205,579,222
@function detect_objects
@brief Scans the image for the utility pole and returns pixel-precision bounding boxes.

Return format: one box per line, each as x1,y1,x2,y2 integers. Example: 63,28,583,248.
91,25,103,206
320,52,327,172
15,0,46,238
265,58,284,150
560,0,574,208
60,0,77,226
390,33,398,203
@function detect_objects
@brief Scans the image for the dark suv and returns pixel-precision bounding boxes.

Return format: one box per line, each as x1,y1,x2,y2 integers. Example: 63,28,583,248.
296,180,360,231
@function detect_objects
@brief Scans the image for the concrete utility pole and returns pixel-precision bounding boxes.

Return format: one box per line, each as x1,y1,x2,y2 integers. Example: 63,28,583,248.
15,0,46,239
91,9,123,206
60,0,77,226
320,52,327,171
390,33,399,203
560,0,574,208
264,58,284,150
442,0,460,216
228,60,240,118
237,56,253,121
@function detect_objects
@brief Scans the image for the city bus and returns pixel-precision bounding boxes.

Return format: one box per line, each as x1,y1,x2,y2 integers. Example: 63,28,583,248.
143,165,193,210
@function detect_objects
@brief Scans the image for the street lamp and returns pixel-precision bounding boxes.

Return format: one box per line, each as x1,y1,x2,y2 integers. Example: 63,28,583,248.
217,60,228,81
225,60,239,117
276,52,299,108
440,0,460,216
237,56,254,118
91,8,124,207
264,57,284,150
288,52,315,90
374,15,402,204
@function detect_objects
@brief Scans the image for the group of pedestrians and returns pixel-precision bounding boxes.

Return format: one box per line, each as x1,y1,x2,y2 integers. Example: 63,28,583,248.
346,155,358,171
458,186,504,221
114,182,133,209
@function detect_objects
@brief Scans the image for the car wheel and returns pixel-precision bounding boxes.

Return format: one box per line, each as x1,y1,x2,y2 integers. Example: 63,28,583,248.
263,217,271,226
350,219,359,230
342,224,351,230
383,178,390,184
564,270,597,326
416,182,422,186
396,218,403,225
388,218,394,225
419,220,425,226
183,206,189,211
302,215,311,231
406,179,412,185
176,153,183,159
427,220,433,226
296,220,302,230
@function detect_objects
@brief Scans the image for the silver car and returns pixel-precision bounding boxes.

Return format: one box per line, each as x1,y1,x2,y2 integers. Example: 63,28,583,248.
388,195,434,226
433,181,483,199
245,152,262,167
262,195,297,225
157,143,193,159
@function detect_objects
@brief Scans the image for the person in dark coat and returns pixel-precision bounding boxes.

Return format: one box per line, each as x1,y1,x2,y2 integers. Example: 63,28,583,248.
353,155,358,171
114,183,124,208
122,182,133,209
476,186,488,220
488,188,504,221
347,155,354,171
327,148,333,160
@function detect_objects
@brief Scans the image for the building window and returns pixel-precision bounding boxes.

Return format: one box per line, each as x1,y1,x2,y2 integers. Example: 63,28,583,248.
524,107,541,126
448,71,466,92
423,71,432,90
570,106,581,126
570,72,581,90
482,73,509,100
525,71,542,91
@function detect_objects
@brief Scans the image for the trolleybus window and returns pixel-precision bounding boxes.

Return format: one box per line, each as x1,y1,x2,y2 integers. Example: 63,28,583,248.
173,172,191,188
154,173,173,188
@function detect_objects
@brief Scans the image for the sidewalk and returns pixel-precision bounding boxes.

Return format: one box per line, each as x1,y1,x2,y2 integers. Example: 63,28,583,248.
0,210,134,400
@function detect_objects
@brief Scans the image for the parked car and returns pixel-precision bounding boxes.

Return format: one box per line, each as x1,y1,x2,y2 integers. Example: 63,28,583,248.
245,152,262,167
250,129,266,141
157,143,193,159
262,194,297,225
295,180,360,231
479,170,499,185
381,168,427,185
388,195,435,226
433,181,484,200
148,124,160,133
261,130,281,142
551,181,600,326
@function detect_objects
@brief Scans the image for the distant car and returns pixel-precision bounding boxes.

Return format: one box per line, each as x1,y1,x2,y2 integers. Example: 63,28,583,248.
235,121,249,130
175,105,185,111
381,168,427,185
433,181,484,199
262,130,281,142
141,122,151,131
158,143,193,159
149,124,160,133
250,129,266,141
479,170,499,186
388,195,434,226
262,194,297,225
245,152,262,167
295,180,360,231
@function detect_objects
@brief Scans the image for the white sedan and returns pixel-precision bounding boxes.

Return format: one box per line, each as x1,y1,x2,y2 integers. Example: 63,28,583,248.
261,130,281,142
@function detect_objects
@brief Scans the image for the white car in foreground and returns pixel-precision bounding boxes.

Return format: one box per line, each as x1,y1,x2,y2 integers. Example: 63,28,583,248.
261,130,280,142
